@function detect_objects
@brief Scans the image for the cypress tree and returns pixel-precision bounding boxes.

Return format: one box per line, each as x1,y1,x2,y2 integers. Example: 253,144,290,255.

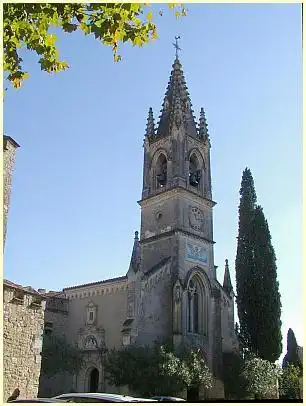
282,328,302,370
251,205,282,362
235,168,257,355
235,168,282,362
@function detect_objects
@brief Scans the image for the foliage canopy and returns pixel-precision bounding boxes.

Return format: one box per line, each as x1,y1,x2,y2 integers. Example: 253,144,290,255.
241,356,281,399
103,344,212,397
279,363,302,399
3,3,186,88
40,333,84,377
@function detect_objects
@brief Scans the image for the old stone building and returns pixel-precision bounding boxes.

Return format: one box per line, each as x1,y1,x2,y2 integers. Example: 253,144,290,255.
40,55,238,399
3,280,46,400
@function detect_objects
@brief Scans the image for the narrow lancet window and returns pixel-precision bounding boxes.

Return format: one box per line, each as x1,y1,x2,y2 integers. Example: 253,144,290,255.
189,154,201,188
156,154,167,188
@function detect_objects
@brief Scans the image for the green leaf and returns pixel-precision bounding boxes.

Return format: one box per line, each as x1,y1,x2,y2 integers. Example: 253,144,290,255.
146,11,153,21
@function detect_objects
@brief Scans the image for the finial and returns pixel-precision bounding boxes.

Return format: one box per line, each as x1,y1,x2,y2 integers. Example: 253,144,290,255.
173,36,181,59
199,107,209,138
225,258,228,266
145,107,155,138
134,231,139,240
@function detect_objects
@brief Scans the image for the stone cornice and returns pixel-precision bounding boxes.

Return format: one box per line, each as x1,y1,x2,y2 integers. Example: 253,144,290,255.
140,228,215,245
138,186,216,209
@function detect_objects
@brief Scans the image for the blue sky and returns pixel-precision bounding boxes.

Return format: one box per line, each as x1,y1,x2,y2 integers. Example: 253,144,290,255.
4,4,302,357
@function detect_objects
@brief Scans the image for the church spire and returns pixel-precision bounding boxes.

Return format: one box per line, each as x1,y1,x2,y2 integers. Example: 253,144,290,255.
156,54,198,139
129,231,141,272
199,107,209,139
145,107,155,138
223,259,233,295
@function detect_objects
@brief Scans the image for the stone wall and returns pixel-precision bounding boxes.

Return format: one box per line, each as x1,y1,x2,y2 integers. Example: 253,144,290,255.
38,294,72,397
3,136,20,245
3,280,46,401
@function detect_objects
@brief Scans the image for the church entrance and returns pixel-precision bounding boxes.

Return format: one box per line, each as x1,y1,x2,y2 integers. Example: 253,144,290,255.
88,368,99,392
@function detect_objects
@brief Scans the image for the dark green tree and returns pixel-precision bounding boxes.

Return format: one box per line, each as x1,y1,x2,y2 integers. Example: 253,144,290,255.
222,352,248,399
40,333,84,377
235,168,282,362
103,344,212,397
235,168,257,355
282,328,302,371
251,205,282,362
279,363,302,399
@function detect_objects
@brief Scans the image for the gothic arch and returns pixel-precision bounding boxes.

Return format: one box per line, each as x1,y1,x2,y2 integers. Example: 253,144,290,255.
183,266,212,293
151,149,169,189
188,149,205,188
188,148,206,171
84,365,100,392
184,267,211,335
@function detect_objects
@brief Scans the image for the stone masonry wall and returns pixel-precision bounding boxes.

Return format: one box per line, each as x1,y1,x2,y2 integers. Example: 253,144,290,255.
39,296,71,397
3,136,19,245
3,284,46,401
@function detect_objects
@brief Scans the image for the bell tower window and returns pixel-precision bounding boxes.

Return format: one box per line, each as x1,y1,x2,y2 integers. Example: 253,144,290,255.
156,153,167,188
189,154,201,188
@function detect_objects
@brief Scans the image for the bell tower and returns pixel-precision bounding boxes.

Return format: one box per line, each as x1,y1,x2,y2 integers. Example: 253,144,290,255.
134,50,236,395
139,54,216,279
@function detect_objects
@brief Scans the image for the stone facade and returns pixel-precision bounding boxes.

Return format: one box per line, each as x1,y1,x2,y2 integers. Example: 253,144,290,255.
39,56,238,399
3,280,46,401
3,135,20,246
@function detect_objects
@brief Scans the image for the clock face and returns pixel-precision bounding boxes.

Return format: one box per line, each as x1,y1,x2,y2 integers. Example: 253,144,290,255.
189,206,205,231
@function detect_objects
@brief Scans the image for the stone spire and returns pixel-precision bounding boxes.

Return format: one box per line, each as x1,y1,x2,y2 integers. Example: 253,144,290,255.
223,259,233,294
199,107,209,139
129,231,141,272
145,107,155,138
156,56,198,138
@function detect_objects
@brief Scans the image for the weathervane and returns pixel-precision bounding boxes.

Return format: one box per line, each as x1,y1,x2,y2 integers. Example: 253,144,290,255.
173,36,181,58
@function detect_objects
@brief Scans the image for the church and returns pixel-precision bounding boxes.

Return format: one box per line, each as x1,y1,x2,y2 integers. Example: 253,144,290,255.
39,53,238,399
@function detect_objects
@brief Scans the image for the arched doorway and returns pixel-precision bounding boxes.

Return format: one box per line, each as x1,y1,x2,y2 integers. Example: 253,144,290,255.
88,368,99,392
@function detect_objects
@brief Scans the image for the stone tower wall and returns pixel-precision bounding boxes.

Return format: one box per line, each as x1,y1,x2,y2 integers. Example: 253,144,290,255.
3,136,19,245
3,282,46,401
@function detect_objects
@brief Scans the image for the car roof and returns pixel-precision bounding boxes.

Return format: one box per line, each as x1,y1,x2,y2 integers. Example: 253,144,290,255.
54,393,134,402
151,396,186,401
129,398,157,402
10,399,66,403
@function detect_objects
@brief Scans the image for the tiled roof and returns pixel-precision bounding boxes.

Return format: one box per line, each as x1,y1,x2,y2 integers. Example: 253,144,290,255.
63,275,127,291
3,279,45,297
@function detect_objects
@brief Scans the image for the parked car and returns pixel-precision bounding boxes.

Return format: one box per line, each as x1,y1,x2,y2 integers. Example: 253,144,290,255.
151,396,186,402
53,393,156,403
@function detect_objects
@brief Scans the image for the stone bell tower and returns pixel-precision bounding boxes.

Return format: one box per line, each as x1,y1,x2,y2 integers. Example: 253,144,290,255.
134,51,236,396
139,54,215,279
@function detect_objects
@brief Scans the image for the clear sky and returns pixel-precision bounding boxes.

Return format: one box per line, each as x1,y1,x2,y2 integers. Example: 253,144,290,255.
4,4,302,359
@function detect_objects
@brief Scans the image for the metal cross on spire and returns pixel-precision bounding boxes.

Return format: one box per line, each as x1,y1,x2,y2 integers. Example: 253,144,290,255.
173,36,181,59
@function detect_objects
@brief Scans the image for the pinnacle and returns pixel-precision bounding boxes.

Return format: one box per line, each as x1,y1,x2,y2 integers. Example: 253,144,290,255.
145,107,155,138
199,107,209,139
130,230,140,272
223,259,233,294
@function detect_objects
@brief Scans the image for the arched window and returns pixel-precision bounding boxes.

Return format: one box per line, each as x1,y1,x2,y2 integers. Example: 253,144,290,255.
189,153,201,188
156,153,167,188
187,276,207,334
